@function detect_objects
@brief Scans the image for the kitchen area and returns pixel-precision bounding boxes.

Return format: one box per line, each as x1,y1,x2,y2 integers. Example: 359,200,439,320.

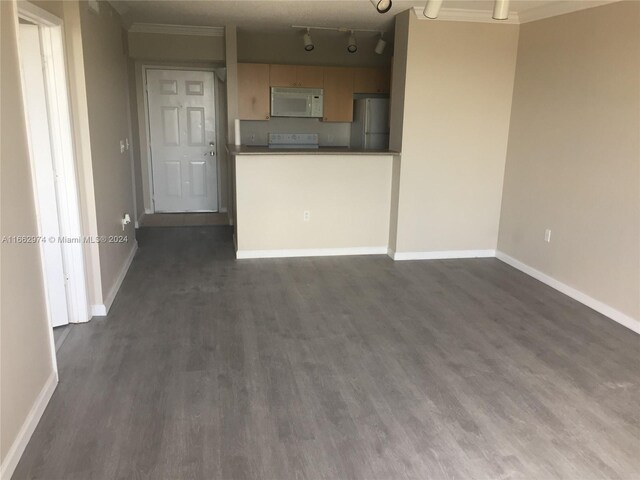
229,61,399,258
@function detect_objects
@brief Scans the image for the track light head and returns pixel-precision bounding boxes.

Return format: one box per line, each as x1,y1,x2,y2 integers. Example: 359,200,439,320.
347,31,357,53
423,0,444,19
370,0,392,14
492,0,510,20
303,28,314,51
374,34,386,55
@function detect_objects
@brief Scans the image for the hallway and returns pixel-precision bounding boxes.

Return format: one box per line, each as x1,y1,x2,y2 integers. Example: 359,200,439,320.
13,227,640,479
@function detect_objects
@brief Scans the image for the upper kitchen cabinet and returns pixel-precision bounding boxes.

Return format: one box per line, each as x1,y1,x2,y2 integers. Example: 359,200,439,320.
237,63,270,120
353,67,391,94
323,67,354,122
270,64,324,88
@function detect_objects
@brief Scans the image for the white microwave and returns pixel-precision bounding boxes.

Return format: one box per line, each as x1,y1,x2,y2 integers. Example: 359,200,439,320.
271,87,323,118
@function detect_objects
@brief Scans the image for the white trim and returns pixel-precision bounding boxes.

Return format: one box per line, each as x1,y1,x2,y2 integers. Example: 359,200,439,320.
496,251,640,335
517,0,621,24
391,249,496,261
129,23,224,37
15,1,61,26
412,7,519,24
17,2,91,325
40,23,90,324
0,371,57,480
92,242,138,317
236,246,388,260
91,304,107,317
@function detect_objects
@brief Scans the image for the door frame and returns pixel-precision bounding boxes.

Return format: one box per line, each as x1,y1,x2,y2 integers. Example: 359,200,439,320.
140,65,223,214
17,1,90,337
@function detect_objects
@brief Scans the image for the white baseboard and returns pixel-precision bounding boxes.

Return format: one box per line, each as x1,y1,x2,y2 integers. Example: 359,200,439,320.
92,241,138,317
0,371,57,480
236,246,388,259
90,304,107,316
391,249,496,261
496,251,640,334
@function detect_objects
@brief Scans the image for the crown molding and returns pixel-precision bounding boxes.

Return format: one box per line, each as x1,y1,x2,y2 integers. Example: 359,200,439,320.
128,23,225,37
412,7,519,24
517,0,621,23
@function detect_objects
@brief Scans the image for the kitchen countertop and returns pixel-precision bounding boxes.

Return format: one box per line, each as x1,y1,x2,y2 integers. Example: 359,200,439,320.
227,145,400,156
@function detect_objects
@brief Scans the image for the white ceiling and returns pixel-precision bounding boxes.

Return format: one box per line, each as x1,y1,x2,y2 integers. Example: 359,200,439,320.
111,0,620,32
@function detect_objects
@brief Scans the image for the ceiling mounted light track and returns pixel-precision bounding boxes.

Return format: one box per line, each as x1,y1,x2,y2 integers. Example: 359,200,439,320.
303,28,314,51
292,25,389,54
423,0,443,19
370,0,392,14
374,33,386,55
492,0,511,20
422,0,511,20
347,31,358,53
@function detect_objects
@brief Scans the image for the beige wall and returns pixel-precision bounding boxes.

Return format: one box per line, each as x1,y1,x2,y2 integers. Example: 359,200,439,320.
237,29,392,67
235,155,393,252
0,0,55,466
390,11,519,254
127,31,225,62
498,1,640,321
387,11,410,252
126,58,145,222
388,11,409,154
79,1,137,302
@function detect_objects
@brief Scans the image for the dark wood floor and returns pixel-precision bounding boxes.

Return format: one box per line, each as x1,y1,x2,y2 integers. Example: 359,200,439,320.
13,227,639,479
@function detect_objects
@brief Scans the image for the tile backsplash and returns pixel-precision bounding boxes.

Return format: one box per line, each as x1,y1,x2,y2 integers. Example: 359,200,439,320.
240,117,351,147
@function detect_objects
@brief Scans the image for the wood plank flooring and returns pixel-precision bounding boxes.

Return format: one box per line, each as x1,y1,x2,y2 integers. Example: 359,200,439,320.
12,226,639,479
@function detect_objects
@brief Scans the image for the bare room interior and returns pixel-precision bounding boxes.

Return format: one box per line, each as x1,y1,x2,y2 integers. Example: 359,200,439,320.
1,0,638,479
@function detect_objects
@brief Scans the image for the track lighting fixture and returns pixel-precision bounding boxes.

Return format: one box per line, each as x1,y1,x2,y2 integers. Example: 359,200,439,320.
423,0,444,19
303,28,314,51
292,26,387,54
374,33,386,55
492,0,510,20
347,31,357,53
422,0,510,20
370,0,392,14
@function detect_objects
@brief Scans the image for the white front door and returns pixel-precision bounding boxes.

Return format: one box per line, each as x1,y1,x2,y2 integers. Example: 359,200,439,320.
147,69,218,212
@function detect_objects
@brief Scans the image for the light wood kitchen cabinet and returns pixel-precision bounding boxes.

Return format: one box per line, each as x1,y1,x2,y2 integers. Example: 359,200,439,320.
270,64,324,88
353,67,391,94
237,63,270,120
322,67,354,122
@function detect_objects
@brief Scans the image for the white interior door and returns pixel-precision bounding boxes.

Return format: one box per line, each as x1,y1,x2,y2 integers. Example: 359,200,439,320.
147,69,218,212
19,24,69,327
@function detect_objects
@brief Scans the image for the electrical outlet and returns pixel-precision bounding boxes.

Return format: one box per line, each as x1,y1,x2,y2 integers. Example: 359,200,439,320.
119,140,125,154
544,229,552,243
303,210,311,222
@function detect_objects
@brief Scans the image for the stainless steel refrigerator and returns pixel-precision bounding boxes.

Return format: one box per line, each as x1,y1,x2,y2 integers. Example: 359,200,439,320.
350,98,390,150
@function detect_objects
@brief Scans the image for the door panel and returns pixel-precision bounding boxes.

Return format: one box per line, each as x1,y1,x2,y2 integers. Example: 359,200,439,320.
187,107,205,145
147,69,218,212
162,107,180,146
190,161,207,196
